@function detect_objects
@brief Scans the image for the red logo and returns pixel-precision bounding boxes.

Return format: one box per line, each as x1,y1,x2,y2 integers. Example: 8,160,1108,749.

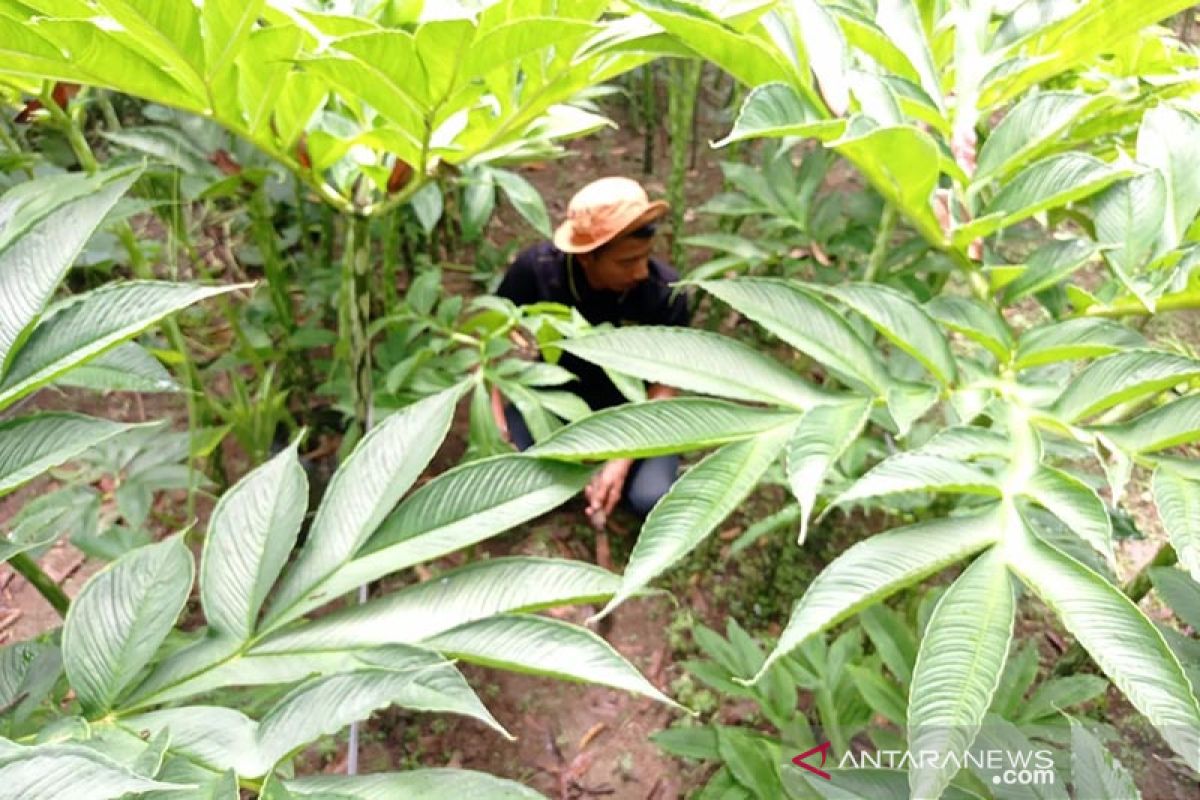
792,741,832,780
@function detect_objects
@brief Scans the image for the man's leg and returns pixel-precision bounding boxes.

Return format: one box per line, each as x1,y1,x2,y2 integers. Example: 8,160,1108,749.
621,454,680,518
503,403,535,451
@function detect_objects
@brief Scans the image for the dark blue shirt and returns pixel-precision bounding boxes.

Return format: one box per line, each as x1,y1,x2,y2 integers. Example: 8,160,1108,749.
496,241,690,408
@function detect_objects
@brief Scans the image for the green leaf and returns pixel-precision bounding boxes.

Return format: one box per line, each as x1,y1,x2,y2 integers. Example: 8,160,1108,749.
754,509,1001,682
0,281,239,410
0,743,191,800
118,705,260,776
1152,466,1200,585
264,386,462,628
1094,395,1200,454
1137,105,1200,251
1018,675,1108,722
560,327,832,410
831,124,946,248
63,537,194,714
848,665,907,726
1150,566,1200,630
410,182,443,235
975,92,1108,184
424,613,676,707
255,557,621,654
1014,317,1144,370
714,725,783,800
290,456,594,619
859,604,918,687
1051,350,1200,422
822,283,956,386
925,295,1013,362
530,397,799,460
1093,172,1170,309
54,342,179,393
493,169,551,237
786,399,873,544
650,725,721,761
596,428,793,618
0,641,62,730
964,154,1129,246
699,278,890,394
792,0,851,115
0,167,141,374
1001,238,1104,304
714,82,844,147
829,453,1001,510
0,413,133,498
200,440,307,640
916,426,1009,461
907,549,1014,800
1024,466,1114,568
365,657,508,737
875,0,942,110
1069,717,1142,800
285,769,547,799
461,168,496,239
201,0,264,80
1007,515,1200,772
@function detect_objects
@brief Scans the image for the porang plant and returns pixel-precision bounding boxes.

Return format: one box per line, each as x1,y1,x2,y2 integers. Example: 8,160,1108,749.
517,1,1200,797
1,380,675,797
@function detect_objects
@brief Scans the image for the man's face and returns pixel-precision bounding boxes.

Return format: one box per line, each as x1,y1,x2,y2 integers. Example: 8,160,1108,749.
579,234,654,293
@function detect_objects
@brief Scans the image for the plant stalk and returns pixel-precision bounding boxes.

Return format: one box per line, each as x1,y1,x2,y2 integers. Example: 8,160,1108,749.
9,553,70,617
864,203,896,282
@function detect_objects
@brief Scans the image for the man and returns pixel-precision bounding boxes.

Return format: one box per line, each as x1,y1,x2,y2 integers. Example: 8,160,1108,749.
490,176,689,526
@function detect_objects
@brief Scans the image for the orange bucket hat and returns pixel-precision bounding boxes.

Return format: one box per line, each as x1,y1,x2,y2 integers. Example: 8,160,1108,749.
553,176,669,254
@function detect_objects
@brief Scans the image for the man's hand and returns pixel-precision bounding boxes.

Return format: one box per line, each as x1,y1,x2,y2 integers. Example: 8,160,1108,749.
585,458,633,524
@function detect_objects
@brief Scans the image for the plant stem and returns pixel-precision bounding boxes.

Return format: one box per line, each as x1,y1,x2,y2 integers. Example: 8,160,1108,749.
1078,289,1200,318
641,63,657,175
9,553,70,617
41,83,98,173
340,214,374,427
248,184,295,329
864,203,896,282
667,58,702,268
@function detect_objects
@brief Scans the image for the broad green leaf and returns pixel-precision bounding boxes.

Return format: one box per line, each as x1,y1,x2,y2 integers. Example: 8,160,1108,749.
1069,717,1141,800
885,381,939,438
424,613,676,706
925,295,1013,362
714,82,844,147
859,604,918,687
755,508,1002,681
981,0,1197,107
290,456,594,619
1007,517,1200,771
828,453,1001,510
787,765,985,800
650,725,721,761
629,1,794,90
0,413,133,497
63,537,194,714
1024,466,1114,567
975,92,1108,183
0,167,140,373
0,743,191,800
0,282,239,410
848,664,907,726
463,18,596,80
1001,238,1104,304
793,0,851,115
1150,566,1200,630
264,385,462,628
1093,395,1200,454
1152,466,1200,584
202,0,264,79
963,154,1128,246
1051,350,1200,422
833,6,923,86
530,397,799,460
462,168,496,239
875,0,942,108
493,169,551,237
908,549,1014,800
54,342,179,393
0,641,61,729
1019,675,1108,723
285,769,547,799
916,426,1009,461
831,124,946,248
786,399,873,544
560,327,832,410
119,706,261,776
1137,105,1200,251
597,428,793,618
361,658,508,738
1093,172,1170,308
255,557,621,653
1014,317,1144,370
823,283,956,386
715,725,783,800
200,440,307,640
255,666,437,771
699,278,890,394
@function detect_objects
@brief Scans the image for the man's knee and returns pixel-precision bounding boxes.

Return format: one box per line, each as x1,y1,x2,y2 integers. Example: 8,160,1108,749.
624,456,679,518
